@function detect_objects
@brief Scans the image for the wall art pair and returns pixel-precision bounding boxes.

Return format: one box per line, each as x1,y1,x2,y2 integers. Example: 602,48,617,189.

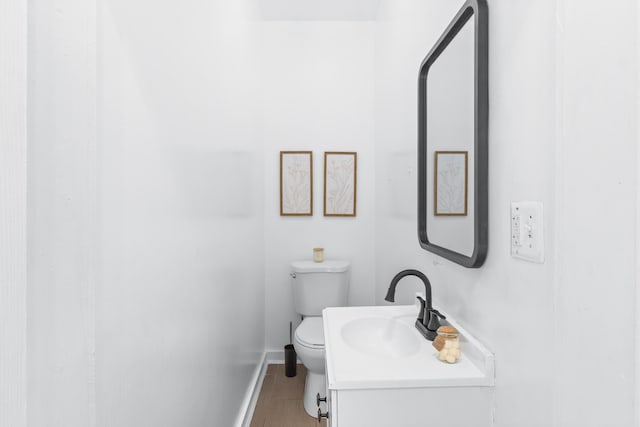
280,151,357,217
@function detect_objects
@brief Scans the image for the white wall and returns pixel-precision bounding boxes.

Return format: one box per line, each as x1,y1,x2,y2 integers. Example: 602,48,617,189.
28,0,99,424
28,0,264,426
260,0,381,21
554,0,637,425
262,22,376,350
637,3,640,422
0,0,27,426
98,2,264,426
375,0,636,426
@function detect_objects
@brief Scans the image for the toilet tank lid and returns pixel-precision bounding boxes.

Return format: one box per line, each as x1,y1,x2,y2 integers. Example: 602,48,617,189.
291,260,350,273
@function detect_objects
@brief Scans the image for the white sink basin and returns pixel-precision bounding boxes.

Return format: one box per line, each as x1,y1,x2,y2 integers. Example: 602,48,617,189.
323,305,495,390
340,316,420,358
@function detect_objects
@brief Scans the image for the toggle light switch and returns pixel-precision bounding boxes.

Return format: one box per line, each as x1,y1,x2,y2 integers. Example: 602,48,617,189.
511,201,544,263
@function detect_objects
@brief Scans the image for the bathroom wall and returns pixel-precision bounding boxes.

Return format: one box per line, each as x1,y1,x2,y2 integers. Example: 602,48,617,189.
261,21,376,351
375,1,637,426
553,0,636,425
98,2,265,426
637,5,640,421
28,0,100,424
0,0,27,426
28,0,264,426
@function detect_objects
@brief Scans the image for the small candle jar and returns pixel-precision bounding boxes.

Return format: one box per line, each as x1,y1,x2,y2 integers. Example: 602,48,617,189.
433,325,460,364
313,247,324,263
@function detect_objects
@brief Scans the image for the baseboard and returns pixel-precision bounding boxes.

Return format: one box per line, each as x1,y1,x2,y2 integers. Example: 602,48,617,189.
234,352,268,427
265,348,301,365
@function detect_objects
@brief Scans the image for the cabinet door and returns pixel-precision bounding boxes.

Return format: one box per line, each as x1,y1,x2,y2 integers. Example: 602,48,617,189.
334,388,493,427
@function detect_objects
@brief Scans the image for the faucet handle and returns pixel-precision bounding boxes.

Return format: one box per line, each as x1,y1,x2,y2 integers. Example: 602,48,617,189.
416,296,426,323
426,308,446,331
429,308,446,320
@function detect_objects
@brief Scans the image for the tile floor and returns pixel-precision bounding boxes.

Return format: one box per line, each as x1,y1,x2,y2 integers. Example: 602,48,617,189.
250,364,327,427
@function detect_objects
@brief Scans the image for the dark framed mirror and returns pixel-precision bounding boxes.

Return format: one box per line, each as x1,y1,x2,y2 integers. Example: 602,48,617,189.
418,0,488,268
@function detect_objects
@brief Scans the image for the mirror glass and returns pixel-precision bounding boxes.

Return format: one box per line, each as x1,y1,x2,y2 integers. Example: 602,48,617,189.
418,0,488,268
426,18,475,256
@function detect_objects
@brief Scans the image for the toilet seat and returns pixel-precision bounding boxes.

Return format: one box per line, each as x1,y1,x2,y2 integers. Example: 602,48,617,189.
295,317,325,349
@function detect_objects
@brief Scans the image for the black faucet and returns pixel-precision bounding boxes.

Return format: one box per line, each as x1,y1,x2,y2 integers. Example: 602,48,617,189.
385,269,445,341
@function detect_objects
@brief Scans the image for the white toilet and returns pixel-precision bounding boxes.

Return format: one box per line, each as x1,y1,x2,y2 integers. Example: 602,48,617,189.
291,260,350,417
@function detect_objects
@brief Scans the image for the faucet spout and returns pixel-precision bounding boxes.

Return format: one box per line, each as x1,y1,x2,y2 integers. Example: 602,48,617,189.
385,269,432,309
385,269,444,341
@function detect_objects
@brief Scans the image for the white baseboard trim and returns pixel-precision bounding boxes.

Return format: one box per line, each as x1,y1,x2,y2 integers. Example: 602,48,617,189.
265,348,301,365
234,352,267,427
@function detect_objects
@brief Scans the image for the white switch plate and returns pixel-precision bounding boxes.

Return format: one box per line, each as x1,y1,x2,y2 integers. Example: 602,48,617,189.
511,201,544,263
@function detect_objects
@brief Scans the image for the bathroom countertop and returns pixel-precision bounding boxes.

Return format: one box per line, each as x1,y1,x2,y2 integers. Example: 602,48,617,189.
322,305,495,390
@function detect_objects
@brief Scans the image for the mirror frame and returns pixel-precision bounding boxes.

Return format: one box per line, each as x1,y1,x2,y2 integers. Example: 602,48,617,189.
417,0,488,268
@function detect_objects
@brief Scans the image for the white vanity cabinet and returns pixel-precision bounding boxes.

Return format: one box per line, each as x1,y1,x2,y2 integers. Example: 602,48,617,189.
324,384,493,427
322,305,495,427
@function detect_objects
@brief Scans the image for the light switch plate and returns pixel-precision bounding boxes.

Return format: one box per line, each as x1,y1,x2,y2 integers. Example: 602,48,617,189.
511,201,544,263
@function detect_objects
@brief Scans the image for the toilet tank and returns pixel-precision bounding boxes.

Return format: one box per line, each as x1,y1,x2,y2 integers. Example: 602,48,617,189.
291,260,350,316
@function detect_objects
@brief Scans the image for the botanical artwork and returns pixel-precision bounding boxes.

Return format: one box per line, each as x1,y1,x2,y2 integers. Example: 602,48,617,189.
324,152,357,217
434,151,468,216
280,151,313,216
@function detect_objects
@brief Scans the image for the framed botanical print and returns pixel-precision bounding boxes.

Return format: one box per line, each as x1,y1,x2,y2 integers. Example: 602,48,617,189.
324,152,357,217
280,151,313,216
434,151,468,216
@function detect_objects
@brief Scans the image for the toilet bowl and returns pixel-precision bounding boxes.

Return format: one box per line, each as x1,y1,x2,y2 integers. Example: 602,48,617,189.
293,317,326,416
